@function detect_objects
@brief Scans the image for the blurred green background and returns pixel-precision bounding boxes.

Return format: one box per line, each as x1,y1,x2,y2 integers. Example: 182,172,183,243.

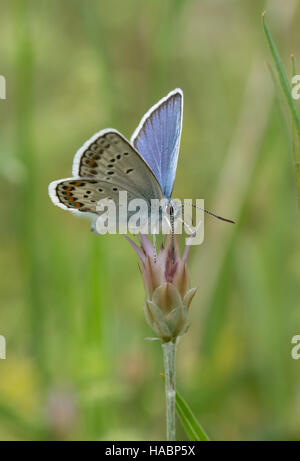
1,0,300,441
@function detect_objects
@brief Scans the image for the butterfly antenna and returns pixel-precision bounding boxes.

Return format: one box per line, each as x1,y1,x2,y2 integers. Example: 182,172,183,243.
191,204,235,224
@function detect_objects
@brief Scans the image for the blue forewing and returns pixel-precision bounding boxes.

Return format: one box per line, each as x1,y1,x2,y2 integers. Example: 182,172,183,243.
131,89,183,198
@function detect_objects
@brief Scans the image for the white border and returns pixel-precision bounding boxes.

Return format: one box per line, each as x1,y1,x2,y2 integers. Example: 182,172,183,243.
72,128,123,177
48,128,122,216
48,176,96,219
130,88,183,145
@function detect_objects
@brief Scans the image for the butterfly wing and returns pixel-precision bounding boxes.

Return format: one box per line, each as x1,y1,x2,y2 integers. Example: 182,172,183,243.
49,177,129,214
131,88,183,198
72,128,162,199
49,129,163,220
49,177,148,233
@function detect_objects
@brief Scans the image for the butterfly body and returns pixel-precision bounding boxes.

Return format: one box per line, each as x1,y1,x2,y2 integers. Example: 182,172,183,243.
49,89,183,233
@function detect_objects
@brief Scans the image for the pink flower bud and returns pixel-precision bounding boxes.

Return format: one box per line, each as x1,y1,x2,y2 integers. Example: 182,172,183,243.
126,234,197,342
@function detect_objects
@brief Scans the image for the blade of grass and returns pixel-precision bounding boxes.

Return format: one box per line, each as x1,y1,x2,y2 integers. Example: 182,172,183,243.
292,112,300,205
262,12,300,136
194,3,297,356
176,388,210,441
291,54,296,77
75,0,117,123
72,1,116,437
266,56,300,207
160,374,210,441
198,60,274,354
291,55,300,205
175,402,199,441
74,0,112,362
13,0,46,380
262,12,300,205
149,0,186,98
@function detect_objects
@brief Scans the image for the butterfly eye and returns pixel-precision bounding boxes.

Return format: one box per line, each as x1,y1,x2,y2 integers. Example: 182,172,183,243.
126,168,134,174
113,187,118,191
98,188,103,192
116,154,121,160
107,171,114,175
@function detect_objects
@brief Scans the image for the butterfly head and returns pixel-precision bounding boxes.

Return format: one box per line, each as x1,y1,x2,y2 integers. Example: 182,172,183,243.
148,198,182,236
165,198,182,222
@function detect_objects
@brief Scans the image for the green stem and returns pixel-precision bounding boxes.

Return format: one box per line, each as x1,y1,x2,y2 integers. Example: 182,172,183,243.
162,340,177,441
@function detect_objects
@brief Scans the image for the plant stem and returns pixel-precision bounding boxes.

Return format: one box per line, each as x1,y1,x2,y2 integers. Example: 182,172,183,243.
162,340,177,441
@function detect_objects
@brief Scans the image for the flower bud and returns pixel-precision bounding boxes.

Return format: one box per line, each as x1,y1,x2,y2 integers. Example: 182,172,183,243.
126,234,197,342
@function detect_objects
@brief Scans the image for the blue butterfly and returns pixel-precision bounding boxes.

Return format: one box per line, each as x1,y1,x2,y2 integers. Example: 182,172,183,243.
49,89,183,232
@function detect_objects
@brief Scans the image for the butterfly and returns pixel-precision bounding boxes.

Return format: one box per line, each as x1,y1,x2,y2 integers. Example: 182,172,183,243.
48,88,183,233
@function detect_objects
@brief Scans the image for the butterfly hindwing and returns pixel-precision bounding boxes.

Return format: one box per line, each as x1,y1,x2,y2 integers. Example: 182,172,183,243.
49,178,127,214
131,89,183,198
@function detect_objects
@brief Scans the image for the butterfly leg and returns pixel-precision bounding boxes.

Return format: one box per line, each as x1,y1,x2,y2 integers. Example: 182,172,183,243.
152,233,157,262
169,205,175,264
